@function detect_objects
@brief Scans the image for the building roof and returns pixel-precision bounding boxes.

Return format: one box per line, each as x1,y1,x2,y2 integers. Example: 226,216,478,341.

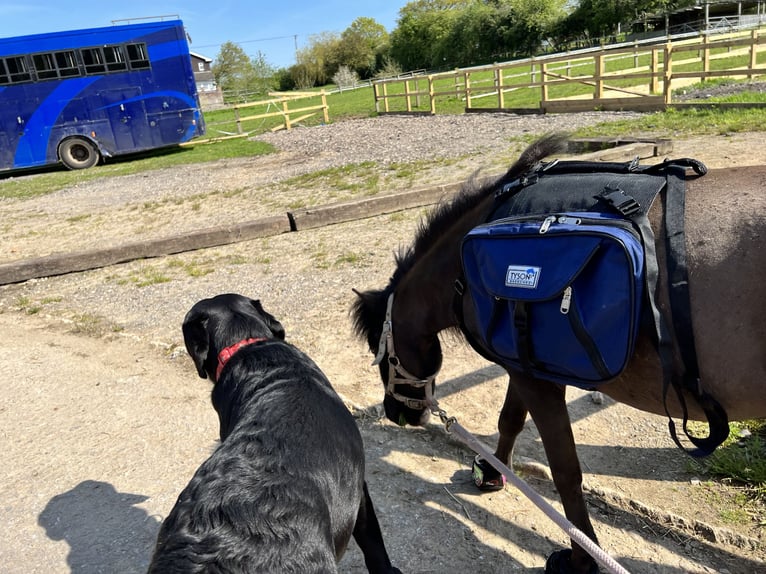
189,51,212,63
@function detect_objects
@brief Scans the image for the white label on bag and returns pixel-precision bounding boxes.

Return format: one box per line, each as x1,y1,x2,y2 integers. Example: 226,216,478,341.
505,265,541,289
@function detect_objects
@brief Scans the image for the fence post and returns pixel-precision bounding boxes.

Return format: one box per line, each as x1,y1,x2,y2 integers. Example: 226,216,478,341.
404,79,412,112
234,105,243,135
495,66,504,109
540,61,549,107
373,82,381,114
465,71,472,109
702,34,710,81
454,71,460,98
429,75,436,114
663,41,673,105
749,29,758,79
594,51,604,100
282,98,291,130
321,90,329,123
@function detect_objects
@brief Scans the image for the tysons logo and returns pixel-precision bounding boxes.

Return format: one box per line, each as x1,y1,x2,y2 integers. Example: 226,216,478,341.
505,265,541,289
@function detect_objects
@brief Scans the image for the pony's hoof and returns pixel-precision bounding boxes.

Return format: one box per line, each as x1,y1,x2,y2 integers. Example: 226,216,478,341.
471,455,506,491
544,549,599,574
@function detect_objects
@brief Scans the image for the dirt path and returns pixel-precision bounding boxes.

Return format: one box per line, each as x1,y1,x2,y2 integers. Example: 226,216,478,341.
0,121,764,573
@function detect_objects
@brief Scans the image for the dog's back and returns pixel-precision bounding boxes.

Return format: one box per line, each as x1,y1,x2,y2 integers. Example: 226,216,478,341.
149,341,366,573
149,294,399,573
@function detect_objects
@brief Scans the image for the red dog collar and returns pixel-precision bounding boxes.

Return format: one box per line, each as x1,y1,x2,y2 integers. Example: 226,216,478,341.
215,338,267,380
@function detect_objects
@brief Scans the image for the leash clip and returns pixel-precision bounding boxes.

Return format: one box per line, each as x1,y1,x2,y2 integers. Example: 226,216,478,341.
431,404,457,432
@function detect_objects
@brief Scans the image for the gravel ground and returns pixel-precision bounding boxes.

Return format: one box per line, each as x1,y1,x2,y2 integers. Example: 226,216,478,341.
1,112,642,220
675,80,766,100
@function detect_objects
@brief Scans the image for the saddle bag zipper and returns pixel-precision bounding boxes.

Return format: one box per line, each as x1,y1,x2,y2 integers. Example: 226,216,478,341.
559,285,611,380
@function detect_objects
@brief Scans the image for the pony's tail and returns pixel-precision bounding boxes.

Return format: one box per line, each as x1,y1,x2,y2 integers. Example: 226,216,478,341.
495,132,569,190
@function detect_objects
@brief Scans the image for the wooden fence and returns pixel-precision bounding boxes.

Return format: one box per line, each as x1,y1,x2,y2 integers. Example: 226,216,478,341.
372,28,766,114
202,91,329,141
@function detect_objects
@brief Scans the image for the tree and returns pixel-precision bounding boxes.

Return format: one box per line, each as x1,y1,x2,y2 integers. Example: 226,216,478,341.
390,0,567,71
294,32,341,87
337,17,389,79
249,51,277,95
390,0,468,70
212,41,252,93
213,43,277,101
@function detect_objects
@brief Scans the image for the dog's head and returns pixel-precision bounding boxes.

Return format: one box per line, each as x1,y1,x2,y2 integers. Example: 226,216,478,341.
182,294,286,381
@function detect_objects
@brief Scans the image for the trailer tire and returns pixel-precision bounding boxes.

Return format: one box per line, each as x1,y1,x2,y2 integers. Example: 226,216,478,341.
58,138,100,170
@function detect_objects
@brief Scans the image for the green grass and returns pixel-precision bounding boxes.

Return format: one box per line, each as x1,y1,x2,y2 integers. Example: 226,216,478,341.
69,312,123,336
279,162,381,197
688,420,766,506
114,264,172,288
0,138,274,200
572,104,766,137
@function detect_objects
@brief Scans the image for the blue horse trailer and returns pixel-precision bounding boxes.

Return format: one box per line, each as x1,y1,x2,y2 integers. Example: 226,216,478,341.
0,18,205,172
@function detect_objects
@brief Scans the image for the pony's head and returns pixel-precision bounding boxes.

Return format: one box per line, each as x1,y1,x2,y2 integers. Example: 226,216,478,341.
351,285,438,427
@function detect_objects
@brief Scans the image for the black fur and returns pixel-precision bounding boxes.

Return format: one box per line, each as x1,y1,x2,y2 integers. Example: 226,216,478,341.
148,293,401,574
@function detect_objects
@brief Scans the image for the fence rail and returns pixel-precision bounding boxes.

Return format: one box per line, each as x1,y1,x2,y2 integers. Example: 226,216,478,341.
202,91,329,140
372,28,766,115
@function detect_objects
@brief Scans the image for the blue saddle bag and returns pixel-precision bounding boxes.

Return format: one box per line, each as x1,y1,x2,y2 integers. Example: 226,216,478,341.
460,211,644,387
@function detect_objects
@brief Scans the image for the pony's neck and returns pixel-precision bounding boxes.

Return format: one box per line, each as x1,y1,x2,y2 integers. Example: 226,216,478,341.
395,193,495,337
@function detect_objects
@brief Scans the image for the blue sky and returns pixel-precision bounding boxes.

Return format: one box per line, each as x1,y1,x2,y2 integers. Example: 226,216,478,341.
0,1,410,69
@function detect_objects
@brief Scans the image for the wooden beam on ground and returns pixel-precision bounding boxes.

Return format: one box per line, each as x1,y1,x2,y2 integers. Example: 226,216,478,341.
569,137,673,156
574,141,671,162
288,182,462,231
0,215,291,285
0,139,669,285
542,96,666,113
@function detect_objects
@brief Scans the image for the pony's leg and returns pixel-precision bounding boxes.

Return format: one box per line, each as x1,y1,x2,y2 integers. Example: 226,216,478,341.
514,376,598,574
473,377,528,490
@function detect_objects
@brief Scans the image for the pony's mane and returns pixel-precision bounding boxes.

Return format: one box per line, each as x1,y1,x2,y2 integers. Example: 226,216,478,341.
350,133,568,345
390,133,569,288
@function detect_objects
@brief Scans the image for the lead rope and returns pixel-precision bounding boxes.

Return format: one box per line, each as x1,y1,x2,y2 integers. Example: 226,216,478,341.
431,406,631,574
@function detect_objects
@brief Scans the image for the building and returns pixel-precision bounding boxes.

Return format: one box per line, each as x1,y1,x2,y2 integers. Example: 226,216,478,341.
637,0,766,35
190,51,224,109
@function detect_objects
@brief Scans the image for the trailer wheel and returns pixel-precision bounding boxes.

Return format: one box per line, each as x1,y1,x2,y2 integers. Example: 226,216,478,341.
58,138,100,170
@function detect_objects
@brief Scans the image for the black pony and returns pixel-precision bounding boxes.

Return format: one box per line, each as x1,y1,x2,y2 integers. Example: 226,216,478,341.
351,134,766,573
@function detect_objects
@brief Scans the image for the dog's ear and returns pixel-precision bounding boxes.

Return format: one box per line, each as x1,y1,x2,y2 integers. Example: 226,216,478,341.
182,308,211,379
250,299,285,340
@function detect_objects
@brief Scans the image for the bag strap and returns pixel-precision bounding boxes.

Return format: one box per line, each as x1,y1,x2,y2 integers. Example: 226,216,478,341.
643,157,708,177
512,301,535,377
660,166,729,456
604,164,729,456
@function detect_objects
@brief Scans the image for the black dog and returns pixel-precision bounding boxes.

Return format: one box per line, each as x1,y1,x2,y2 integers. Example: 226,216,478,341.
148,293,401,573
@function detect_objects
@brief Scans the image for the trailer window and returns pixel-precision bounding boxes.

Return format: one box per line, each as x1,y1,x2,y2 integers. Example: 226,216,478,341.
6,56,31,83
32,53,57,80
104,45,127,72
81,47,106,74
126,43,150,70
55,50,80,77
